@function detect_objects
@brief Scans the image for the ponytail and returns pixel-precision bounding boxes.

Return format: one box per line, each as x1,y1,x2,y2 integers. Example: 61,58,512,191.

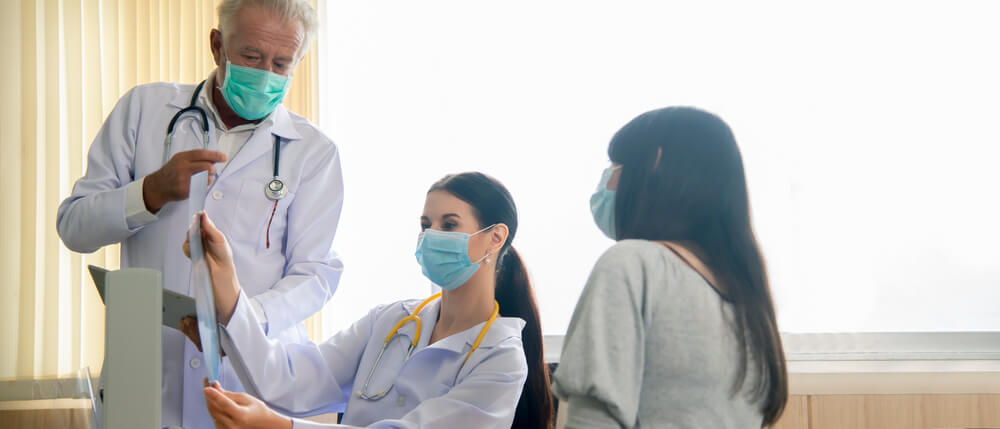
496,247,553,429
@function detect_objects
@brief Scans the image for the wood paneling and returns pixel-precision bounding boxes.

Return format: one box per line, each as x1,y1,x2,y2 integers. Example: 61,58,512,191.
863,395,923,429
979,394,1000,426
922,394,980,429
0,408,92,429
766,394,1000,429
771,395,809,429
810,395,865,429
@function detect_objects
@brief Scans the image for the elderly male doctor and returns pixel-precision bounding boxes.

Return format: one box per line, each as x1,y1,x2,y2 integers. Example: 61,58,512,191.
56,1,342,428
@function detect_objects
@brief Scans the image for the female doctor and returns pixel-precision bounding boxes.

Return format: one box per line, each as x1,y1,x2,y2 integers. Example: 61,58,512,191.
183,172,553,429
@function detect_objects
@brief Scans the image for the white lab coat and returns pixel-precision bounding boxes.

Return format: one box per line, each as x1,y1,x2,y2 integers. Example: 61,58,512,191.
219,291,528,429
56,82,344,429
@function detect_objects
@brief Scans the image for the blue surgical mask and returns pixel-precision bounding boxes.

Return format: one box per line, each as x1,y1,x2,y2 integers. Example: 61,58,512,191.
590,165,620,240
220,59,292,120
414,225,494,291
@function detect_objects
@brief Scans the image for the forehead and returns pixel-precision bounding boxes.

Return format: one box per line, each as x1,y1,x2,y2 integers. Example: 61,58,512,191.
228,6,304,54
422,190,477,219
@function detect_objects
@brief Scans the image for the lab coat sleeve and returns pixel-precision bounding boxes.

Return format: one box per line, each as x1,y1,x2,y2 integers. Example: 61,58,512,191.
56,87,151,253
550,244,647,429
220,290,373,417
250,142,344,335
124,177,160,227
288,338,529,429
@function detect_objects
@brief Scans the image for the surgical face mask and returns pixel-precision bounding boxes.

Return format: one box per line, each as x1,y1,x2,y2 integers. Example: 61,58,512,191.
414,225,494,291
220,59,292,120
590,165,620,240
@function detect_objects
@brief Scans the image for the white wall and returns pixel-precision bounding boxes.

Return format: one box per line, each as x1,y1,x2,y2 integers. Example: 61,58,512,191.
316,1,1000,336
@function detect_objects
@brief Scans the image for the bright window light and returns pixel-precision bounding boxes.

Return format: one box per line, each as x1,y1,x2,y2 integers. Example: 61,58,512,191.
317,1,1000,336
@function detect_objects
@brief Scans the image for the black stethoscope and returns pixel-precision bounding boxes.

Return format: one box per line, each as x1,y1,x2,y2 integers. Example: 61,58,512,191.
165,80,288,201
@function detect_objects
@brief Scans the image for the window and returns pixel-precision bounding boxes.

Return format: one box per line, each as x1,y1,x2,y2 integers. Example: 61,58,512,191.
316,1,1000,337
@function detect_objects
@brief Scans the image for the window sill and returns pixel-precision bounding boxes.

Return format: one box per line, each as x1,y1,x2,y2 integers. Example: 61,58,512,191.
545,332,1000,395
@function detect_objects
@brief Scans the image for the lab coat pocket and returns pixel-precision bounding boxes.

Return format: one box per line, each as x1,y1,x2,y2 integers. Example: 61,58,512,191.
233,179,295,254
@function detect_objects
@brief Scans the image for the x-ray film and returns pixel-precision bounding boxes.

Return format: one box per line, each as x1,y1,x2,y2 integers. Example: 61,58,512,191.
188,171,220,383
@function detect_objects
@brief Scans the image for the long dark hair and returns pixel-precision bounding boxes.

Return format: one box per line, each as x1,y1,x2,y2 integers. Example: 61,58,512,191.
429,172,553,429
608,107,788,425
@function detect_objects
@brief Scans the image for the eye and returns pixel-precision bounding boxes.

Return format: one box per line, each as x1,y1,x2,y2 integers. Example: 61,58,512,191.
442,221,458,231
274,62,288,71
243,55,259,62
420,222,430,231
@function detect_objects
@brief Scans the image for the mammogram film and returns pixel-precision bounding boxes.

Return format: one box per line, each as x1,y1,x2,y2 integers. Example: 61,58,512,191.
188,171,220,383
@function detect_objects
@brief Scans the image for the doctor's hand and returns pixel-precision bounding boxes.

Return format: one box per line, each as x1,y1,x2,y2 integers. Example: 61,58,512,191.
183,212,241,326
204,381,292,429
178,317,226,356
144,149,227,213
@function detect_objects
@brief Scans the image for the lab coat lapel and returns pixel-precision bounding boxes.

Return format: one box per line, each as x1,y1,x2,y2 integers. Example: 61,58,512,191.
216,127,273,183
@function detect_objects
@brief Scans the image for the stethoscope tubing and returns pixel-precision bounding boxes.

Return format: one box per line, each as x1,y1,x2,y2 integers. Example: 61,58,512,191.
165,80,287,201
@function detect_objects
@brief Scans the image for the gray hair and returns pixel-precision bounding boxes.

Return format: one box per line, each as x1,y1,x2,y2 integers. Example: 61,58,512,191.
217,0,318,60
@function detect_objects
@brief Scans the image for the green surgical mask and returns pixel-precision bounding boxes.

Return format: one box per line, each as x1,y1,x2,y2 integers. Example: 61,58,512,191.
220,60,292,120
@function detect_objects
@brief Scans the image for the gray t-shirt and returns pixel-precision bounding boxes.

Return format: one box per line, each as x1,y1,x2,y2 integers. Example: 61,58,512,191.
552,240,763,428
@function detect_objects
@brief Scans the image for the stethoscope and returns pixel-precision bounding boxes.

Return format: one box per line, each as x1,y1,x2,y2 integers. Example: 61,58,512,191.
358,292,499,401
165,80,288,202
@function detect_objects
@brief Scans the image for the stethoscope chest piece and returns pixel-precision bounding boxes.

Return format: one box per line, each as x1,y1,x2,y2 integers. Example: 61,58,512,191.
265,177,288,200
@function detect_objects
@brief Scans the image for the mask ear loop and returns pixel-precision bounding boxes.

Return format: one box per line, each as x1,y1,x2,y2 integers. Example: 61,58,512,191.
470,224,500,264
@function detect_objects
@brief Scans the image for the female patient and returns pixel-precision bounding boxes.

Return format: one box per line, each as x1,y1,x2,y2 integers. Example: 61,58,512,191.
183,172,553,428
553,107,788,428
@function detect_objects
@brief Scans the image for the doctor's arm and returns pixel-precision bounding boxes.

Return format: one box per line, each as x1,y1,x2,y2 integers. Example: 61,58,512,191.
56,87,226,253
250,142,344,335
56,88,145,253
218,289,374,417
185,213,366,416
286,338,529,429
206,338,528,429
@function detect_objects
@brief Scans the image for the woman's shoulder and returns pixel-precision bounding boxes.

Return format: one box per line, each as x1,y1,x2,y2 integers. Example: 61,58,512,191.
594,239,671,268
589,240,698,294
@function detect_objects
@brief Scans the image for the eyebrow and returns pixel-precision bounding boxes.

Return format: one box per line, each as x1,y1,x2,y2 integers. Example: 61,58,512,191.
420,214,461,221
241,46,293,63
